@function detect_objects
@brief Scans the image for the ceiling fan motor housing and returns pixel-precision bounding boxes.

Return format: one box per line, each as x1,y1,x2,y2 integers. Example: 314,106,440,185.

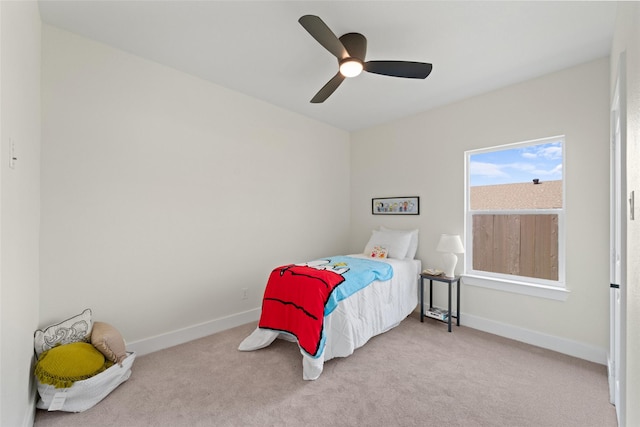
339,32,367,60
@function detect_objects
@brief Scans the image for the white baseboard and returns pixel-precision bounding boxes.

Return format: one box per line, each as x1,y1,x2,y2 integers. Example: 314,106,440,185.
130,307,607,366
462,313,607,365
607,356,615,404
24,408,35,427
127,308,261,356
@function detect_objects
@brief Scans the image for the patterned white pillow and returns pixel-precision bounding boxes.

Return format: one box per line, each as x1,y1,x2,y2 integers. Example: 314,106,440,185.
34,309,93,357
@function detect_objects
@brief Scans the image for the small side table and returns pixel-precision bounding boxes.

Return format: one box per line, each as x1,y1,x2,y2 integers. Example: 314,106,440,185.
420,273,461,332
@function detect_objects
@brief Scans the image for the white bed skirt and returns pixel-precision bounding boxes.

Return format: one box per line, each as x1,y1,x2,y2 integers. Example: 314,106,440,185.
239,256,420,380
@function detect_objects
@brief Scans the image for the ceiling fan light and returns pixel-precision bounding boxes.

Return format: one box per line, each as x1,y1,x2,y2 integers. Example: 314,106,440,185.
339,59,363,77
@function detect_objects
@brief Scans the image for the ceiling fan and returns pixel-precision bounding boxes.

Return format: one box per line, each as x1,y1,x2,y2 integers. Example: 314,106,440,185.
298,15,433,103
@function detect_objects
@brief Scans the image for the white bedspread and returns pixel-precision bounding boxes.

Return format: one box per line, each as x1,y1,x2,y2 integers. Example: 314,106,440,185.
238,254,420,380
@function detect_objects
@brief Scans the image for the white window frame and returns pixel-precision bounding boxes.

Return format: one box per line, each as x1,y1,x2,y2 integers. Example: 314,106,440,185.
463,136,569,301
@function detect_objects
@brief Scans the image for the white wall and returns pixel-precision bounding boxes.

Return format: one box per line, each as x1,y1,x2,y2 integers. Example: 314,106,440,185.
0,2,41,426
350,58,610,362
8,9,621,425
40,26,350,350
611,3,640,426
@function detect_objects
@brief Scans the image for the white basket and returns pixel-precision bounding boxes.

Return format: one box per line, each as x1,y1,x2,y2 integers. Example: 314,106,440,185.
36,352,136,412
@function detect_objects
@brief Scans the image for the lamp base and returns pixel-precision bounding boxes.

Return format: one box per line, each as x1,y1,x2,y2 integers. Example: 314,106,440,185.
441,252,458,277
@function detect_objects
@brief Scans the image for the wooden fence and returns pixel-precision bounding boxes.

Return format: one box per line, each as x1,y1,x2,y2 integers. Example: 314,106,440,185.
472,214,558,281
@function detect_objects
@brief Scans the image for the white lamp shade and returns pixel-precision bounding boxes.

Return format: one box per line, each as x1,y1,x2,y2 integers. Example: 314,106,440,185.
436,234,465,254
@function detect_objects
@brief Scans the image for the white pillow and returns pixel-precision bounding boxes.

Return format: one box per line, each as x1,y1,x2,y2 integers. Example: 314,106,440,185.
364,229,412,259
34,309,93,357
380,227,419,259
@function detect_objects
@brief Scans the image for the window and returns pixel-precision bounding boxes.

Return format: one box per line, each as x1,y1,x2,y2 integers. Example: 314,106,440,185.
464,136,565,296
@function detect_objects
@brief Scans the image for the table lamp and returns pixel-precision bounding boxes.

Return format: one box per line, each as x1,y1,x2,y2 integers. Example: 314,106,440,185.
436,234,465,277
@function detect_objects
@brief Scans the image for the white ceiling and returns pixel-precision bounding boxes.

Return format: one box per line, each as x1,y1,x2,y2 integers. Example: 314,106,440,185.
37,1,617,132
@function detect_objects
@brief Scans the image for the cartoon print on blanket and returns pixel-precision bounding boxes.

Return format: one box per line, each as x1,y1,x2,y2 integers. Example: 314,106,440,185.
258,256,393,357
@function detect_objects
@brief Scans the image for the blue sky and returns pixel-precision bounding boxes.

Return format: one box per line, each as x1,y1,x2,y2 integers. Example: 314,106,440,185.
469,140,563,187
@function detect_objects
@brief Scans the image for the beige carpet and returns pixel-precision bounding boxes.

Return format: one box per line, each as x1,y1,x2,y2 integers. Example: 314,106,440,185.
34,314,617,427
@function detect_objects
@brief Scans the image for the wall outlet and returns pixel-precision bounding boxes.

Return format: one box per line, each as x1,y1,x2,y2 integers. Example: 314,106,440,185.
241,288,248,300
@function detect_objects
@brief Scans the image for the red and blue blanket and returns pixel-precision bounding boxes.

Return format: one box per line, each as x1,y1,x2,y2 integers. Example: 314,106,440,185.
258,256,393,357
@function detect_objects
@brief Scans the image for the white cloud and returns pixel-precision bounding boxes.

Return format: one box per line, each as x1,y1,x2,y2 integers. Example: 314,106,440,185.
469,161,509,178
534,163,563,176
538,145,562,159
505,162,536,173
520,142,562,160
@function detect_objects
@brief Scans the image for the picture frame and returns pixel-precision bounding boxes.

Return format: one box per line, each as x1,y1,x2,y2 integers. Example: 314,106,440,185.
372,196,419,215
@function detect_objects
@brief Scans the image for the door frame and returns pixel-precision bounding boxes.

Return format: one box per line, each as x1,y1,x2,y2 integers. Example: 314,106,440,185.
609,51,627,426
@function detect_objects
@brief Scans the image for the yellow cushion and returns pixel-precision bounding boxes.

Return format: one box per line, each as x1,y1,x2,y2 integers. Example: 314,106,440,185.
34,342,112,389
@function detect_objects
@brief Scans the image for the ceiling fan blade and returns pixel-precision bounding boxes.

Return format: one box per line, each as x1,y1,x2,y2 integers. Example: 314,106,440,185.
339,33,367,61
299,15,349,60
364,61,433,79
310,72,345,103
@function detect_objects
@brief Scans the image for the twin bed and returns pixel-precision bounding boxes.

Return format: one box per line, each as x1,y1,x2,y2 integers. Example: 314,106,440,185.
239,228,421,380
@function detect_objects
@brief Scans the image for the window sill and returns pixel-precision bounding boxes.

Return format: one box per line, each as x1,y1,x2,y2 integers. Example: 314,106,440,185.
462,274,570,301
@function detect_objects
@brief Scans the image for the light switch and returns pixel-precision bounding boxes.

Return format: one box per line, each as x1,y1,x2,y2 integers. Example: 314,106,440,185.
9,138,16,169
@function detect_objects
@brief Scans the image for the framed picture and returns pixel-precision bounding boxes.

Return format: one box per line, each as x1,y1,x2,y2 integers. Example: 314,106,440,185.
372,196,419,215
